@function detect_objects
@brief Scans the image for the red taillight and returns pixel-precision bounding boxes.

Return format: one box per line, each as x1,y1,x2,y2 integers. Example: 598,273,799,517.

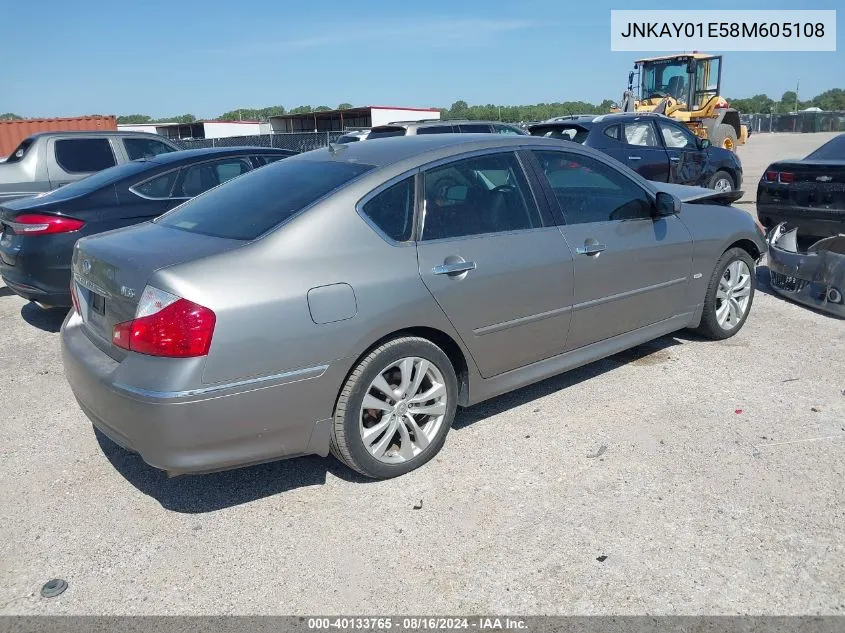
112,286,216,358
778,172,795,184
763,171,795,184
764,170,778,182
8,213,85,236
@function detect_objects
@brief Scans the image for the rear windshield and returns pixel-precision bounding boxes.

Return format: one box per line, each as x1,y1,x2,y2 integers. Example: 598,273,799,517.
156,159,375,240
805,134,845,160
367,126,407,139
530,125,590,143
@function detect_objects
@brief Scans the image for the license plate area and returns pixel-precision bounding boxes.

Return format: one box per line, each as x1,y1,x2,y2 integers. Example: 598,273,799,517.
90,292,106,316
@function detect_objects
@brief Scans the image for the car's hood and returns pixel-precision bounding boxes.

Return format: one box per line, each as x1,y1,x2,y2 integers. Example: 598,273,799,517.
651,181,744,205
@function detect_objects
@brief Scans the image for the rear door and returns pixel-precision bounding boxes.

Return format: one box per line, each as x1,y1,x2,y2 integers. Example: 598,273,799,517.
529,148,693,351
619,120,670,182
415,150,574,378
656,120,707,186
47,137,118,188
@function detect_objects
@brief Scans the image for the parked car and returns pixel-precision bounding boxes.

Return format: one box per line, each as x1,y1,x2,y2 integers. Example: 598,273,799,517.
1,147,295,308
61,134,764,480
367,120,527,139
0,131,182,203
757,132,845,238
529,113,743,191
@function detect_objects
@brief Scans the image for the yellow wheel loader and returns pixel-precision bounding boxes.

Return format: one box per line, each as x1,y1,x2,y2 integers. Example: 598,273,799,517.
613,53,748,151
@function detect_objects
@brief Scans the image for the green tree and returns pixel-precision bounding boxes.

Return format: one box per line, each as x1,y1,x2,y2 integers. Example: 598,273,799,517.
0,113,23,120
337,103,353,110
812,88,845,111
314,105,331,112
289,105,313,114
116,114,152,124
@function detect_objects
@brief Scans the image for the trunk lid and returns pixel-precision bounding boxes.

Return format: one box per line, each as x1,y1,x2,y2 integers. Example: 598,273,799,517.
768,160,845,209
71,222,244,353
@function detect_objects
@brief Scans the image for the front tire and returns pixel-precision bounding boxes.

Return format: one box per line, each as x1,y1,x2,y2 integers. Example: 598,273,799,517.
694,248,756,340
330,336,458,479
710,123,738,152
708,170,735,192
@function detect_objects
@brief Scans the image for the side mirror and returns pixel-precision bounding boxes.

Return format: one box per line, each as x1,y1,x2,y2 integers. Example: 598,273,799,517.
697,138,711,149
654,192,681,218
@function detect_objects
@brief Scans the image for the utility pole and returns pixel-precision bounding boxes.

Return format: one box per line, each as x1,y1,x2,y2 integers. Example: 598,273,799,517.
795,80,799,112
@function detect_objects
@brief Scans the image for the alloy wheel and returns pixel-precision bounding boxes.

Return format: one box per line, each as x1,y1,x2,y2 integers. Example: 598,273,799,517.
715,260,752,330
358,357,449,464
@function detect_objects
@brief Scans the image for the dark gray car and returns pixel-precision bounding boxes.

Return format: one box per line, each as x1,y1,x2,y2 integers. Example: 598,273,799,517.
61,135,765,480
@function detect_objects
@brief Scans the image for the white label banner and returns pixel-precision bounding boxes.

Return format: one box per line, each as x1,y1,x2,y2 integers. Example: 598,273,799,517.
610,10,836,51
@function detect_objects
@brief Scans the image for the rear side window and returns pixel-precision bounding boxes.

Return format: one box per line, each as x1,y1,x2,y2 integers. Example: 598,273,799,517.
157,159,374,240
603,125,620,141
623,122,660,147
55,138,116,173
4,138,34,163
124,138,176,160
176,158,251,197
417,125,455,135
361,177,415,242
367,126,407,139
131,170,179,199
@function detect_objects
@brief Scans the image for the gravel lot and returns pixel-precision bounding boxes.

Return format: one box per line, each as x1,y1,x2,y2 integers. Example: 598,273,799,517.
1,132,843,616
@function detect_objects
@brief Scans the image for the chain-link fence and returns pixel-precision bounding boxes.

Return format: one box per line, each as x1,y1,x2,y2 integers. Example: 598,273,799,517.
178,131,346,152
744,111,845,134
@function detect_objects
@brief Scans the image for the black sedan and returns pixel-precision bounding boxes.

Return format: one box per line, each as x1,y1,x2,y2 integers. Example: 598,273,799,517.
0,147,295,308
529,113,743,191
757,133,845,238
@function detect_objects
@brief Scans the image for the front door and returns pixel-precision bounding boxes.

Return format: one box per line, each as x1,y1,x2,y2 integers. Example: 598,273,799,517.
529,149,693,351
415,151,575,378
657,119,707,186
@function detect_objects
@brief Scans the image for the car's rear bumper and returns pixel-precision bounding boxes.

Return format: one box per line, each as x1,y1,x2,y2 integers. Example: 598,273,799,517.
61,310,338,474
0,233,75,307
1,273,71,306
757,203,845,238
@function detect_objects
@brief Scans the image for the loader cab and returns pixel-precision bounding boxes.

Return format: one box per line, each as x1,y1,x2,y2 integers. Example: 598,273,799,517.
636,54,723,110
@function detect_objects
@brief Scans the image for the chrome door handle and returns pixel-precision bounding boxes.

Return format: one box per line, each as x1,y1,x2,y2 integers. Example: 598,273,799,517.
575,244,607,255
627,156,642,161
432,261,477,275
670,157,680,162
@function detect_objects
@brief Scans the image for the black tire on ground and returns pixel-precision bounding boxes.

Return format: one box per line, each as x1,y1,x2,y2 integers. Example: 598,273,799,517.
709,123,738,151
330,336,459,479
707,169,735,191
694,247,756,340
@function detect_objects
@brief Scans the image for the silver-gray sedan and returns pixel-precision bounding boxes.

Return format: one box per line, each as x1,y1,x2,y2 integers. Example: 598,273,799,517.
61,135,766,479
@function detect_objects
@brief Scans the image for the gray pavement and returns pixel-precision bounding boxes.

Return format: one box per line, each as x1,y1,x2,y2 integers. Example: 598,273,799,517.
1,132,843,616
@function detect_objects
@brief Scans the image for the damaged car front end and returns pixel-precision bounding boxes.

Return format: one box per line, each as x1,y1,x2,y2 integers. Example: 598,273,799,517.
767,222,845,317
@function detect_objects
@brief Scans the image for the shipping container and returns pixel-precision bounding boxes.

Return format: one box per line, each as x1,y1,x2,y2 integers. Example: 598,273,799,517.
0,116,117,157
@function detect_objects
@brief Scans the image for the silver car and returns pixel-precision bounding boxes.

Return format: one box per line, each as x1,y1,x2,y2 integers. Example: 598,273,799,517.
61,135,765,479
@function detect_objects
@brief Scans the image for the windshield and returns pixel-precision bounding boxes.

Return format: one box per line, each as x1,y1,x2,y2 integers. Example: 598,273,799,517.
156,158,375,240
805,135,845,160
641,59,689,103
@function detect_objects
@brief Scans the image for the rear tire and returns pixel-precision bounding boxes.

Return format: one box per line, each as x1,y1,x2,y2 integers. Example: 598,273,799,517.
709,123,738,152
330,336,458,479
708,170,735,192
694,248,756,340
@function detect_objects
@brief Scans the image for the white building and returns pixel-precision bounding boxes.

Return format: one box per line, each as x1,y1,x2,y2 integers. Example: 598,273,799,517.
117,120,271,140
269,106,441,133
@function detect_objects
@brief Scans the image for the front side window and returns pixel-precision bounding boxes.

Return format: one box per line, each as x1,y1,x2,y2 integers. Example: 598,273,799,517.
124,138,176,161
623,122,660,147
361,177,415,242
658,121,697,149
176,158,252,197
532,150,653,224
421,152,541,241
157,159,374,240
54,138,116,173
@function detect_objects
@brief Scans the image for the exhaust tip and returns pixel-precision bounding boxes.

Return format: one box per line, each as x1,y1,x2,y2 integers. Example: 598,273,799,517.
826,287,842,304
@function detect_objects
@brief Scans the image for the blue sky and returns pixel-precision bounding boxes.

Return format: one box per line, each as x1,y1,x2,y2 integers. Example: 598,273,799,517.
2,0,841,118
